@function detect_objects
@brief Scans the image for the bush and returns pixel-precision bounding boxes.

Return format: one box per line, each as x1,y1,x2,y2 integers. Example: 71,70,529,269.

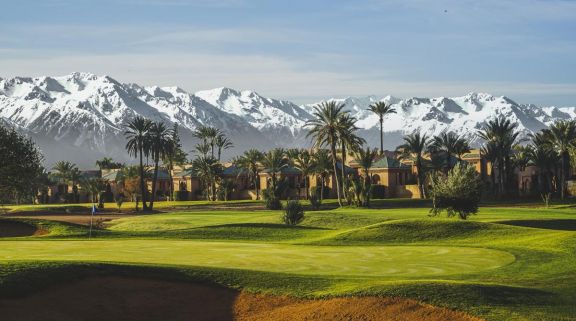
309,194,321,210
266,197,282,210
174,190,189,201
312,185,331,199
371,185,386,199
429,163,482,220
115,194,124,212
283,200,304,225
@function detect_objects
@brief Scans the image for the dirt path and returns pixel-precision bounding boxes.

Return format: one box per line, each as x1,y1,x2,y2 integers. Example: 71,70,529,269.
0,276,482,321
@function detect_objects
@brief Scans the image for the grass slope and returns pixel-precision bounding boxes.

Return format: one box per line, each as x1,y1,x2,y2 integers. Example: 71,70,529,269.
1,200,576,321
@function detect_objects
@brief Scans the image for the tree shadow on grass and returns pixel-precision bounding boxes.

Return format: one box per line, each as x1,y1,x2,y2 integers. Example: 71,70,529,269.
495,219,576,231
201,223,329,230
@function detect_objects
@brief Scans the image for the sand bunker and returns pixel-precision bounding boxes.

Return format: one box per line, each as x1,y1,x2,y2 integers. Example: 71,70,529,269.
0,276,482,321
0,220,43,237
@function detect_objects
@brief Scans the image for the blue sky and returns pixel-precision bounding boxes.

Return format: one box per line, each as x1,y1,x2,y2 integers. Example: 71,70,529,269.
1,0,575,105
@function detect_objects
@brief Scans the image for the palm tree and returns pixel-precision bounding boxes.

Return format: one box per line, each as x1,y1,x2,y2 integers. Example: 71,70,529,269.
293,149,317,199
305,101,348,206
116,165,143,210
194,141,211,157
233,149,264,200
430,131,471,170
260,148,288,198
313,149,332,201
148,121,172,210
337,113,365,201
95,157,113,170
526,141,558,194
52,161,78,201
367,101,396,154
480,141,498,194
478,117,520,194
397,132,430,199
353,147,379,207
191,156,222,201
193,126,220,158
124,116,152,211
214,132,233,161
541,120,576,199
162,124,187,201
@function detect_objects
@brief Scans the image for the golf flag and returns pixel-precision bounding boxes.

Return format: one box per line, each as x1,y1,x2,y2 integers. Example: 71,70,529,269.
89,204,97,239
92,204,97,215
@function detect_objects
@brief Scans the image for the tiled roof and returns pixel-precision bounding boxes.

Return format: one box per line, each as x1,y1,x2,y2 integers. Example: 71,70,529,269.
371,156,410,169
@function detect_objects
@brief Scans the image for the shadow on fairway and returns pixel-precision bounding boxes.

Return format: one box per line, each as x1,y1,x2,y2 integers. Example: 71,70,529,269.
0,220,45,238
202,223,329,230
495,219,576,231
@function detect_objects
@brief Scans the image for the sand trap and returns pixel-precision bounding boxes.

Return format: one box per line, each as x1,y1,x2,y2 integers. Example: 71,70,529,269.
0,276,482,321
0,220,44,237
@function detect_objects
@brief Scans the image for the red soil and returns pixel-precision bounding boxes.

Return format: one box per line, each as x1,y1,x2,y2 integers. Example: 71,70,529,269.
0,276,483,321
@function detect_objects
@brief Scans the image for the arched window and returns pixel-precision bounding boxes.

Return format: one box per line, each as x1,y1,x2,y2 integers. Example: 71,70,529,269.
371,174,381,185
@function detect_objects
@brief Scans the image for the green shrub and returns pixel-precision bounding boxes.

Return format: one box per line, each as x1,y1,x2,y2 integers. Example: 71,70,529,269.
266,197,282,210
174,190,189,201
309,194,321,210
312,186,331,199
283,200,304,225
429,163,482,220
371,185,386,199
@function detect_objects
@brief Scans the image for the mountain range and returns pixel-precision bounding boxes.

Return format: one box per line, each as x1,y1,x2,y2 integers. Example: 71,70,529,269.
1,72,574,167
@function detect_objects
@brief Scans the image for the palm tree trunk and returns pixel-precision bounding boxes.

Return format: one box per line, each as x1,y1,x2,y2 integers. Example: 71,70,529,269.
168,159,174,202
340,143,347,201
254,171,259,200
379,117,384,154
150,155,159,210
139,146,148,211
561,153,566,199
330,141,343,206
416,158,425,199
321,176,325,201
304,175,309,200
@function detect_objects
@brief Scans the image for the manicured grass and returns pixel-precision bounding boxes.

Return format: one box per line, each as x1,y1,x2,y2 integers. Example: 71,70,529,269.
1,200,576,320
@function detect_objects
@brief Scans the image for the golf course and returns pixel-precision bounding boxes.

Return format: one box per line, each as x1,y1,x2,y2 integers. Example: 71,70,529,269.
1,200,576,321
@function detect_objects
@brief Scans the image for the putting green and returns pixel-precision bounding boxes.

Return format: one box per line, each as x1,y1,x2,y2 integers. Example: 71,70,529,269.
0,240,514,277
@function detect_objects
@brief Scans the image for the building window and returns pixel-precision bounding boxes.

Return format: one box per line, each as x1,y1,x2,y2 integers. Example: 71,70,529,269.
371,174,381,185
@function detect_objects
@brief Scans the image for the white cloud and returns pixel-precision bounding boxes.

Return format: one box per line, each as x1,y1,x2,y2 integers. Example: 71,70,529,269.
0,51,574,105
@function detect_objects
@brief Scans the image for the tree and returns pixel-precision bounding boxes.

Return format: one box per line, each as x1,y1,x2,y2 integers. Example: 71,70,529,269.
260,148,288,200
214,132,233,161
313,149,332,201
0,124,44,204
337,113,365,201
430,131,470,170
80,177,106,206
283,200,305,225
148,121,172,210
526,140,558,195
353,147,379,207
52,161,81,202
541,120,576,199
305,101,348,206
478,117,520,195
233,149,264,200
480,141,498,194
125,116,152,211
397,132,430,199
162,124,187,201
116,165,143,211
191,156,222,201
293,149,317,200
193,141,211,158
429,163,482,220
193,126,220,158
367,101,396,153
95,157,123,170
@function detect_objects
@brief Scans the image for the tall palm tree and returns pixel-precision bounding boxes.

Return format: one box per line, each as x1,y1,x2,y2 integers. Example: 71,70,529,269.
95,157,113,170
293,149,317,199
260,148,288,198
526,141,558,194
191,156,222,201
162,124,187,201
367,101,396,154
305,101,348,206
193,126,220,158
313,149,332,201
194,141,211,157
52,161,78,200
480,141,498,194
337,113,365,201
478,117,520,194
215,132,234,161
233,149,264,200
397,132,430,199
430,131,471,169
353,147,379,207
148,121,172,210
124,116,152,211
541,120,576,199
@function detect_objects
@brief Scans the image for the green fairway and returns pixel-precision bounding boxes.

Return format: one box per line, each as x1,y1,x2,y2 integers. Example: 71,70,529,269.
1,200,576,321
0,240,514,277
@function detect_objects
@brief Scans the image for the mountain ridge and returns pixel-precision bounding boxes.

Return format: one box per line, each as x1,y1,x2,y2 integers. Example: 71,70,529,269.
1,73,574,167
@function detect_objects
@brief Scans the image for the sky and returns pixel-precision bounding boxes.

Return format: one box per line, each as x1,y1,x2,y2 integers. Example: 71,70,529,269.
1,0,575,106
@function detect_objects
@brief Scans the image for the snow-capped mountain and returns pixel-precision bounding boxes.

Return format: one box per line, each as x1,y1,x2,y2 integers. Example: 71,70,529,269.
1,72,574,167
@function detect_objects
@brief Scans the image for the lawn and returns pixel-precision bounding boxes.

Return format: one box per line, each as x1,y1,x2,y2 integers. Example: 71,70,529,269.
1,200,576,321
